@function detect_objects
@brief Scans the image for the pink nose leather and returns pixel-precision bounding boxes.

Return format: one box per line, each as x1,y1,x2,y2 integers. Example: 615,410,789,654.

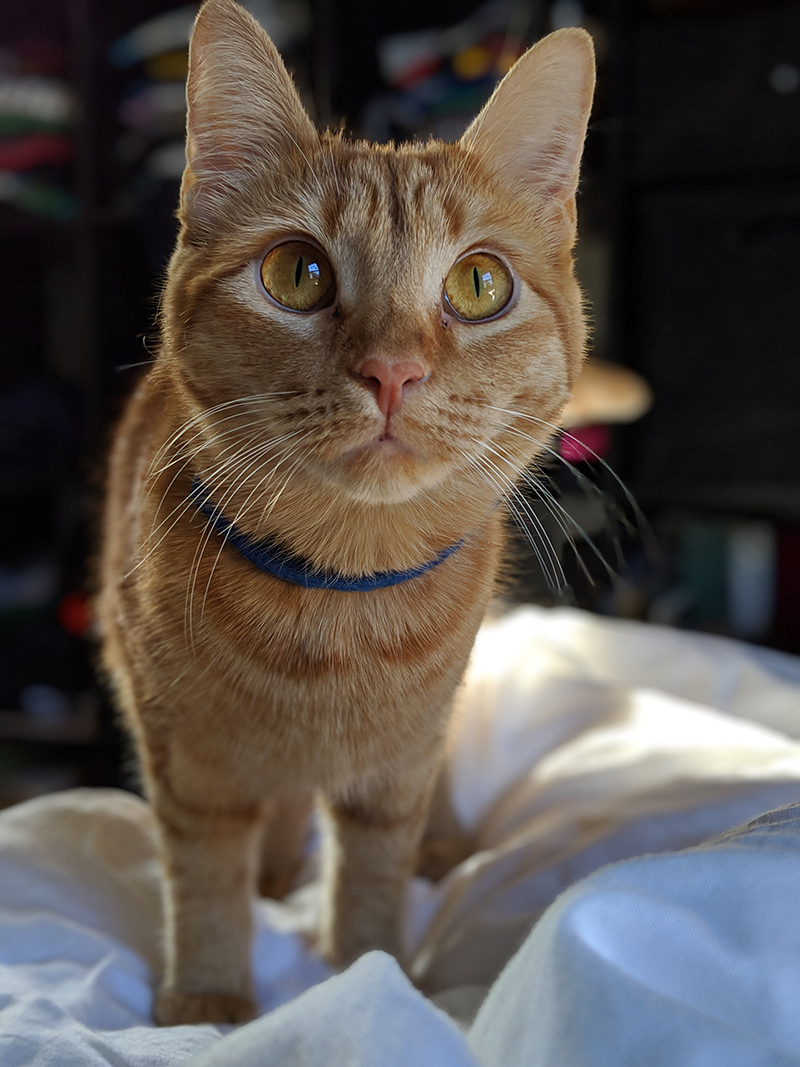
356,359,428,419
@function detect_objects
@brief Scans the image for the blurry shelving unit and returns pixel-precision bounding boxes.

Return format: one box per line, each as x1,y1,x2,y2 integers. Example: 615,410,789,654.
604,0,800,650
0,0,110,807
0,0,315,807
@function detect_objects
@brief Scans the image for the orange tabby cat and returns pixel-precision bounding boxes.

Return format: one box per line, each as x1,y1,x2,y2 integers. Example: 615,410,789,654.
97,0,594,1026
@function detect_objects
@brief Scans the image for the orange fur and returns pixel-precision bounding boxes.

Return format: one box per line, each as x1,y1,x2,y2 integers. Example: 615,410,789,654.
97,0,594,1025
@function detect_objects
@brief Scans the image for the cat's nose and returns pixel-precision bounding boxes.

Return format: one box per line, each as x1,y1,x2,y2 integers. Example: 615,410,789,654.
353,358,429,419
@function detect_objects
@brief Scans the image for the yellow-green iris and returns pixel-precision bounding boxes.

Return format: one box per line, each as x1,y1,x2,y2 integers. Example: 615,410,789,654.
444,252,513,321
260,241,335,312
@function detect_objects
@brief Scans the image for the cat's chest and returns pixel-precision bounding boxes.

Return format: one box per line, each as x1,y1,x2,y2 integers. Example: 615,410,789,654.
139,464,500,685
193,543,483,681
149,548,491,788
144,521,491,696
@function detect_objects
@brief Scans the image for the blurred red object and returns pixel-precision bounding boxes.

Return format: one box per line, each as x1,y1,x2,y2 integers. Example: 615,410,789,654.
560,423,611,463
0,133,72,171
57,590,90,638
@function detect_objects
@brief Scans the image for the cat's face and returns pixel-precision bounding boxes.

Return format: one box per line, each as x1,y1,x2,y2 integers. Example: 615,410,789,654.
161,0,595,514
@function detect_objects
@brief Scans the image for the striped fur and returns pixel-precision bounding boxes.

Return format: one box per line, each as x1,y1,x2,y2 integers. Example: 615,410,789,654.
97,0,594,1025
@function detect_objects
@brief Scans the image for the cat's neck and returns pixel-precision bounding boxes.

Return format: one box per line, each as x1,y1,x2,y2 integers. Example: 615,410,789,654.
153,369,500,576
189,456,499,576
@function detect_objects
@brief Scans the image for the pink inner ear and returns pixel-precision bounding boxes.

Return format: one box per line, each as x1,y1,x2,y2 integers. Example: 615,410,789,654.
187,104,251,172
526,135,583,200
190,143,244,181
181,0,319,212
181,120,257,225
461,30,594,213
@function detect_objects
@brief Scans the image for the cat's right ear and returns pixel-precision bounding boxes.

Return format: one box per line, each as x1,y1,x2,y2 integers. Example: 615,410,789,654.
180,0,317,233
460,28,595,244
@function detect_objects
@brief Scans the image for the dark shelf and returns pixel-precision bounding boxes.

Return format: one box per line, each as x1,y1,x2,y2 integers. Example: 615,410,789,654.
0,698,97,745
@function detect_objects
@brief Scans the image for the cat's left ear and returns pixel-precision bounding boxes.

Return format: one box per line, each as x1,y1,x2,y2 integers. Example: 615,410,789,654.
460,28,595,238
180,0,318,232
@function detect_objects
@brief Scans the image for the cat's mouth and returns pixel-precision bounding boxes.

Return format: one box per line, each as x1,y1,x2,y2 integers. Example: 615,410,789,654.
315,424,442,504
341,422,415,458
370,430,406,453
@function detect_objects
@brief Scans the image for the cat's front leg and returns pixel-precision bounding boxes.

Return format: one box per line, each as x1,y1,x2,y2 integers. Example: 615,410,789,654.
257,789,314,899
150,784,263,1026
318,752,441,969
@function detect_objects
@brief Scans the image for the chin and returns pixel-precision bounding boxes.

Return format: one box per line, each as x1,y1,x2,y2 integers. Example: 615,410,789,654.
342,478,427,506
321,446,449,506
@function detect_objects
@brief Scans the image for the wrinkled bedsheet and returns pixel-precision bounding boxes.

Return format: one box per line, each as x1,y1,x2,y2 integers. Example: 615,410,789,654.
3,605,800,1065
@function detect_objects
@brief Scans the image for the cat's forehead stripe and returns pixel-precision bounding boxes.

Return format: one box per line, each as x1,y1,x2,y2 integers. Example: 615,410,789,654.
318,147,464,247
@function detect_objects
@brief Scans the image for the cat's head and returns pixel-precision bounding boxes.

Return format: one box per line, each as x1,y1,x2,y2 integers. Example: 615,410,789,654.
160,0,594,543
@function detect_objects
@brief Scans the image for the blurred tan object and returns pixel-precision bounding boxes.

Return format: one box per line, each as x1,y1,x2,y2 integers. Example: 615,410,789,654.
562,358,653,428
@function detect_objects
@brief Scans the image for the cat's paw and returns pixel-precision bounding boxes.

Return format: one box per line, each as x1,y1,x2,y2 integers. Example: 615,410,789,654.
155,988,258,1026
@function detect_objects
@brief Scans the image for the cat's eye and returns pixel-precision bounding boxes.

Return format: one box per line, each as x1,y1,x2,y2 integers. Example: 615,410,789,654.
260,241,335,312
443,252,513,322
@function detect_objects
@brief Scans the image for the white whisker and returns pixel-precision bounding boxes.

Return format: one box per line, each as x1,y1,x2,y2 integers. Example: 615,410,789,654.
479,453,566,587
148,391,302,477
197,430,315,624
483,403,647,528
463,451,561,588
127,426,311,581
184,432,311,647
478,434,614,586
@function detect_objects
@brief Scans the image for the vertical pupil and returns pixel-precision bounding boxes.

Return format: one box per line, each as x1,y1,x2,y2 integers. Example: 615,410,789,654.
472,265,481,298
294,256,304,288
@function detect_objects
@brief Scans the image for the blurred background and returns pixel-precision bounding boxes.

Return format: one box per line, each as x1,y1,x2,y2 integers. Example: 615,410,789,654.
0,0,798,804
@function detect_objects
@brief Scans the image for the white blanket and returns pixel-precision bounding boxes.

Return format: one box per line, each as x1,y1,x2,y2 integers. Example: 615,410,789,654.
3,605,800,1065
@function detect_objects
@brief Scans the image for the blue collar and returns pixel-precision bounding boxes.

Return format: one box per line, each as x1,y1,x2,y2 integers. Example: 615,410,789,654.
190,477,464,592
